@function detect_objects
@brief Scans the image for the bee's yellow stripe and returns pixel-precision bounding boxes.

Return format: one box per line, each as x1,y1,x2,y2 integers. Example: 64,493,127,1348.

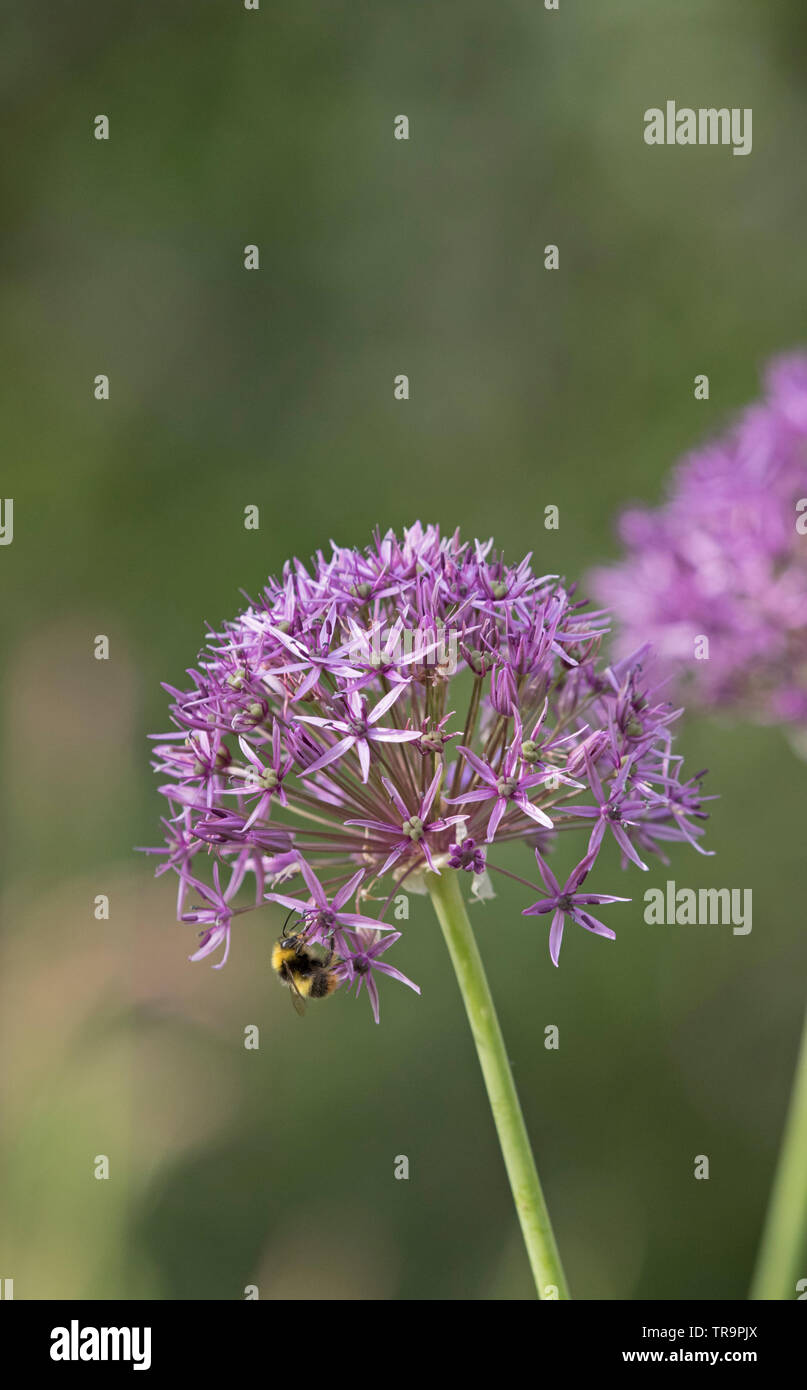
271,941,298,972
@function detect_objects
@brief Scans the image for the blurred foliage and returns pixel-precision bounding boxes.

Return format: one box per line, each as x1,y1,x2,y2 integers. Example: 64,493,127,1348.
2,0,806,1299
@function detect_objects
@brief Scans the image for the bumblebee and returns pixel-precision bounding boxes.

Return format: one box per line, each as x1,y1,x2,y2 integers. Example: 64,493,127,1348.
271,916,341,1015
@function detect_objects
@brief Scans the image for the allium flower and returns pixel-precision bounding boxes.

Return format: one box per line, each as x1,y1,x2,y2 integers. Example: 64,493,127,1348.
147,522,711,1005
334,926,420,1025
446,712,556,841
590,353,807,727
265,862,394,954
345,769,466,875
521,849,631,968
588,358,807,1305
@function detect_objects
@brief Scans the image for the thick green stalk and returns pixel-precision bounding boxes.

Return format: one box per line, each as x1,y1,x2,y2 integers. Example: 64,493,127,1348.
750,1005,807,1299
427,868,570,1299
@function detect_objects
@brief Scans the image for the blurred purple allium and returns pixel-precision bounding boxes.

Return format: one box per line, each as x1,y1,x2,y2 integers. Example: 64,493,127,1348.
590,354,807,727
145,522,711,1013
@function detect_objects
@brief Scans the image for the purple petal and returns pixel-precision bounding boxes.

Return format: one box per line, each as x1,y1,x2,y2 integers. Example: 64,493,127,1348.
456,745,496,784
337,912,398,930
265,891,310,912
549,910,565,967
299,859,330,910
368,728,422,743
485,797,507,841
516,794,554,829
332,867,366,911
533,847,560,896
522,898,556,916
368,682,407,723
357,738,371,782
382,776,410,820
299,734,355,777
445,786,495,806
570,909,617,939
420,767,443,819
372,961,421,993
611,822,649,871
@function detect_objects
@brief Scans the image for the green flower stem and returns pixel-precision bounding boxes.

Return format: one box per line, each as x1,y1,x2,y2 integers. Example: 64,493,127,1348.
427,868,570,1299
750,1003,807,1300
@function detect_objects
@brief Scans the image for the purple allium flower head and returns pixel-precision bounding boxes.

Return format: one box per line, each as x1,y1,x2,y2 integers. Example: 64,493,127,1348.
590,354,807,727
146,522,711,997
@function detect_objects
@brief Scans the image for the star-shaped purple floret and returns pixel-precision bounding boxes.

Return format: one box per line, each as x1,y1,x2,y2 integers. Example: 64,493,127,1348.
522,848,630,967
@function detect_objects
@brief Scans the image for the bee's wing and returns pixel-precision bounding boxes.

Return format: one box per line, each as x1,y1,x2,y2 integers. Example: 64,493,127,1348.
286,973,308,1016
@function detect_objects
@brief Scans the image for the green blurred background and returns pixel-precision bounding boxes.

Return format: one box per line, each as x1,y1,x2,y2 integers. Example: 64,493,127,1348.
2,0,806,1300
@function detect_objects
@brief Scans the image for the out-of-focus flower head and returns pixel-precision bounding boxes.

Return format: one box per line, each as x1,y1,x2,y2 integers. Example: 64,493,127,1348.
590,354,807,728
146,522,711,1012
